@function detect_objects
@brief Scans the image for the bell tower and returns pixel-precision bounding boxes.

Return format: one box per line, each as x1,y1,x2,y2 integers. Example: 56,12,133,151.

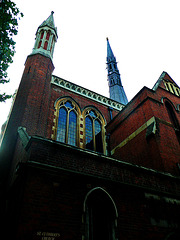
0,12,58,187
3,12,58,139
106,38,128,105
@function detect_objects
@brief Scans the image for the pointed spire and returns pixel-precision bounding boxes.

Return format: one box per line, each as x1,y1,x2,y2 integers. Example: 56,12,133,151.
31,12,58,60
39,11,57,35
107,38,116,62
106,38,128,105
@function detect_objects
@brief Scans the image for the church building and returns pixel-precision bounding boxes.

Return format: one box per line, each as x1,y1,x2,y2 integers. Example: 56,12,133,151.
0,12,180,240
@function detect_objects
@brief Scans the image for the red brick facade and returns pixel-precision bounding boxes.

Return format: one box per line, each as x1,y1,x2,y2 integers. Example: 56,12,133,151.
106,76,180,175
0,31,180,240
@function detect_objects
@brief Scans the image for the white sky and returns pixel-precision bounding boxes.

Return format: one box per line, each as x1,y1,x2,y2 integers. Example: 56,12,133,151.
1,0,180,128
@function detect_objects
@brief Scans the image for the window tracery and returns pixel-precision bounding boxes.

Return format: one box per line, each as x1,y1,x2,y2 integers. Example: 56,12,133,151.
38,30,44,49
53,98,80,147
52,99,106,153
83,108,105,153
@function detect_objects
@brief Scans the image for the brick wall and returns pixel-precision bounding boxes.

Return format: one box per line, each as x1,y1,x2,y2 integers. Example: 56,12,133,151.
106,86,180,175
7,139,180,239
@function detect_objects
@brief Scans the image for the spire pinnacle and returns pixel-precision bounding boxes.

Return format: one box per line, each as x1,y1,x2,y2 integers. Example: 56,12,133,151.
39,11,57,33
107,38,116,62
106,38,128,105
31,12,58,60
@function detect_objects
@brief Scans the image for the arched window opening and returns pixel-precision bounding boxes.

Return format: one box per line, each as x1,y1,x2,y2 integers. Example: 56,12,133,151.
56,100,78,147
40,31,44,39
57,107,67,143
94,120,103,153
46,31,50,40
38,40,42,49
43,41,48,50
85,117,93,150
84,109,104,153
84,189,117,240
50,36,55,53
165,101,180,144
37,31,44,49
68,110,77,146
165,102,179,129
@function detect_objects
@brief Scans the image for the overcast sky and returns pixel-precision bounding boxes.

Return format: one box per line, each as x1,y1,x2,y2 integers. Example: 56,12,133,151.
1,0,180,128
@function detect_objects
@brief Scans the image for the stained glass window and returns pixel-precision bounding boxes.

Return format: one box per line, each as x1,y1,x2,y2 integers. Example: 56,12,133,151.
68,111,77,146
89,110,97,118
57,107,67,143
85,117,93,150
65,101,73,108
95,120,103,153
56,100,78,146
85,110,103,153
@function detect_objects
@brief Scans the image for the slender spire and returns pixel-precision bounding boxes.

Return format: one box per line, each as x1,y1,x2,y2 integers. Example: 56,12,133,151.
39,11,57,34
31,12,58,60
106,38,128,105
106,37,116,62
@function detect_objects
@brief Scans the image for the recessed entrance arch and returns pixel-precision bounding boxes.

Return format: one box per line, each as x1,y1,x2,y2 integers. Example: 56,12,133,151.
83,187,118,240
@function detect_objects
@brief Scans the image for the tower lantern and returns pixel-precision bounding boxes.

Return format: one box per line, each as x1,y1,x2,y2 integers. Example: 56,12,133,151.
32,11,58,60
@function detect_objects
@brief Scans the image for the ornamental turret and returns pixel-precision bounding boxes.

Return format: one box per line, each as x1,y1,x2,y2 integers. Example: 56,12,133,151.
31,11,58,60
106,38,128,105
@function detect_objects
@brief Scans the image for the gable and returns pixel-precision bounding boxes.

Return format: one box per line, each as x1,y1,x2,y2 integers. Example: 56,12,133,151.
153,71,180,97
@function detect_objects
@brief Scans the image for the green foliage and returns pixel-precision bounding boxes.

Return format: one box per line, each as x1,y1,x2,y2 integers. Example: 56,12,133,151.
0,0,23,102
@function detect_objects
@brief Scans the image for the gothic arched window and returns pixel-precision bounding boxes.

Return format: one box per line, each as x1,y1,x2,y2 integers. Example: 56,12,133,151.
43,31,51,50
43,41,48,50
38,41,42,49
84,109,105,153
46,31,50,40
38,30,44,49
50,36,55,53
54,99,80,147
40,30,44,39
165,101,180,144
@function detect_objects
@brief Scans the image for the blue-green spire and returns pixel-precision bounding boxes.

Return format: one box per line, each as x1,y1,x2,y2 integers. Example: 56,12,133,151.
106,38,128,105
107,37,116,62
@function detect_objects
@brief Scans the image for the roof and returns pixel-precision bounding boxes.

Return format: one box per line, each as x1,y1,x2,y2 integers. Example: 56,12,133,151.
38,11,57,36
152,71,180,91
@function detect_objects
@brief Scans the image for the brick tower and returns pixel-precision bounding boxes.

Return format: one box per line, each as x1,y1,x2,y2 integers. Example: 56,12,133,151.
17,11,58,136
0,12,58,181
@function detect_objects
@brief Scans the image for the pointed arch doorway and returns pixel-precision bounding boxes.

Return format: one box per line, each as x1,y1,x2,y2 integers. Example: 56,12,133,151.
83,187,118,240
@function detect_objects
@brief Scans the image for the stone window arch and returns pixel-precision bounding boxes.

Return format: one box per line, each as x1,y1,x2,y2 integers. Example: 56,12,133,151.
53,97,81,147
43,41,48,50
38,30,44,48
83,187,118,240
46,30,51,40
50,36,55,53
43,31,51,50
82,107,106,154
